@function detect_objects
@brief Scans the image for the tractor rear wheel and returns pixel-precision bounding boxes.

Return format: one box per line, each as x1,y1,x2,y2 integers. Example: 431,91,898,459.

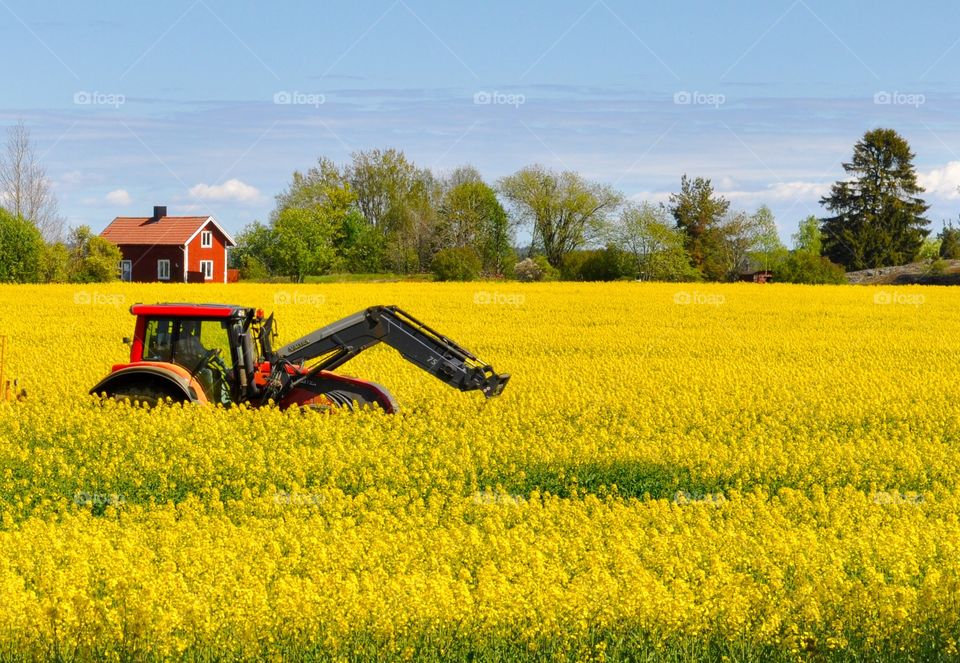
103,382,189,407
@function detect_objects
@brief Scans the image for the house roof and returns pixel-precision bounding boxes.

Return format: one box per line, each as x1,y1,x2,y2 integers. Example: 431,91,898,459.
101,215,236,247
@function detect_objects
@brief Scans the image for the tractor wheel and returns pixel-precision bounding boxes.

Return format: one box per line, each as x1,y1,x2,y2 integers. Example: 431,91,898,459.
104,382,188,407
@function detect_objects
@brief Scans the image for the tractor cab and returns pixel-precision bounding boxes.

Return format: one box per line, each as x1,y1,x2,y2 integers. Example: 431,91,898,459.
108,303,270,406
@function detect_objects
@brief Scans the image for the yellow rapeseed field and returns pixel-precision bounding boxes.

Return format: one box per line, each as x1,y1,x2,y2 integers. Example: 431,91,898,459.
1,281,959,661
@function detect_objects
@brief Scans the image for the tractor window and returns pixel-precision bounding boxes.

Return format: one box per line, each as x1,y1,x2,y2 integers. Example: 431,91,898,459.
196,321,234,369
172,320,234,371
142,319,175,362
142,318,233,370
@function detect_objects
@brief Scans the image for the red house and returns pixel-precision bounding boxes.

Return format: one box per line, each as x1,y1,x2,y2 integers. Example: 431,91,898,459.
101,206,236,283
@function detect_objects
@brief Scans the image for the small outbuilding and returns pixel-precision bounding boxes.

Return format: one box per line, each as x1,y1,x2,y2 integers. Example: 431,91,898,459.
740,270,774,283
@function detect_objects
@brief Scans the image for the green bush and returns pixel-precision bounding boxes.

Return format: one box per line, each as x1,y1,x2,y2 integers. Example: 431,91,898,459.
0,209,43,283
68,226,123,283
40,242,70,283
238,254,270,281
562,246,630,281
532,255,559,281
777,251,846,284
431,247,482,281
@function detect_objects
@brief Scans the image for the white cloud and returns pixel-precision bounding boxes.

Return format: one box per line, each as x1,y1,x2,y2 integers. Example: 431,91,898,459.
105,188,132,205
188,178,261,203
722,181,831,204
918,161,960,199
626,191,672,205
60,170,105,187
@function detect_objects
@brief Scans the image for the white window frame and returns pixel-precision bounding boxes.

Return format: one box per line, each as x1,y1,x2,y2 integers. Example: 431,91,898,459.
120,260,132,282
200,260,214,280
200,230,213,248
157,259,170,280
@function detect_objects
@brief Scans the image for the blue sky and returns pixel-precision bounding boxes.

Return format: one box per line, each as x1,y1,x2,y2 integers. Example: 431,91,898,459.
4,0,960,241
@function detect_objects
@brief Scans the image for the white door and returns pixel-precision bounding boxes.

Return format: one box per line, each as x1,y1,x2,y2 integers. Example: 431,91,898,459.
120,260,132,282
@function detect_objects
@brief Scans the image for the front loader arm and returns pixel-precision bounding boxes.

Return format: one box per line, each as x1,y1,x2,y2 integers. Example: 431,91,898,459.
271,305,510,398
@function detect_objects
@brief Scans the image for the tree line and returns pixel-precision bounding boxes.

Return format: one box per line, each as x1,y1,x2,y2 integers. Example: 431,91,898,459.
0,122,954,284
234,128,950,284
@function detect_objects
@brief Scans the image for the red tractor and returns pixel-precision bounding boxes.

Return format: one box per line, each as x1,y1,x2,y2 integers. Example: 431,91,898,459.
90,303,509,412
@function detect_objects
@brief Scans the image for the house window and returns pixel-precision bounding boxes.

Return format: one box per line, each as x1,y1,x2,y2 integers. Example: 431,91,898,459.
200,260,214,280
201,230,213,248
157,259,170,280
120,260,132,282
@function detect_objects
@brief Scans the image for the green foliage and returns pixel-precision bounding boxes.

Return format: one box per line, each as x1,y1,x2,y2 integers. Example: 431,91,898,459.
237,254,269,281
430,247,481,281
269,208,337,282
938,222,960,259
499,166,621,268
0,208,42,282
820,128,929,269
68,225,122,283
532,255,559,281
561,245,631,281
336,210,385,273
929,258,948,276
792,215,823,255
232,222,275,272
609,203,699,281
718,206,786,280
272,157,348,216
917,237,942,262
437,179,513,276
39,241,70,283
777,252,846,284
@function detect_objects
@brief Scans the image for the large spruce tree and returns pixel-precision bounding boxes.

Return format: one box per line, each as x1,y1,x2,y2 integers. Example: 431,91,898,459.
819,129,929,270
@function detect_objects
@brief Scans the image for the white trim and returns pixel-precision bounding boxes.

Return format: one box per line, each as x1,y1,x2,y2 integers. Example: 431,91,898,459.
183,246,189,282
183,217,237,247
157,259,170,280
200,260,214,280
223,247,228,283
200,230,213,248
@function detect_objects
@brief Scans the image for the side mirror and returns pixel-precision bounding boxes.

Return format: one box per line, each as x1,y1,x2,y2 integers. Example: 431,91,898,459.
122,337,132,346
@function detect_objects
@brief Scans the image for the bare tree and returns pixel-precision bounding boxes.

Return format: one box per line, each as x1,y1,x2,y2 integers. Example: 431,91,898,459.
0,121,64,241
